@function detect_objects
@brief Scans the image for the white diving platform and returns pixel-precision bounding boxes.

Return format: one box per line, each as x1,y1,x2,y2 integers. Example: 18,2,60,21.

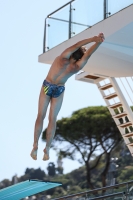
39,4,133,78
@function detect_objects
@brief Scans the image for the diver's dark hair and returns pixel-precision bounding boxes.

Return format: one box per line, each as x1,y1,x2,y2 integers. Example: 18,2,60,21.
71,46,86,61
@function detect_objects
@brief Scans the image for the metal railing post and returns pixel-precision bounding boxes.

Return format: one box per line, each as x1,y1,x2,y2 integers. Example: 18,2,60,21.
104,0,108,19
43,18,47,53
69,3,72,39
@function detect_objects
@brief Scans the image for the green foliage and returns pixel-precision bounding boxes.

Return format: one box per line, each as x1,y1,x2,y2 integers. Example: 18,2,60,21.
68,185,82,193
42,106,122,188
117,167,133,183
44,166,88,198
52,187,67,197
18,168,46,182
0,179,11,189
56,106,114,141
46,151,133,198
43,106,121,159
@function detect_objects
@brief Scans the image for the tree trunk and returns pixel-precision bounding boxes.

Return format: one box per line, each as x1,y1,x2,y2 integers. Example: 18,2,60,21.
101,152,111,194
85,161,95,190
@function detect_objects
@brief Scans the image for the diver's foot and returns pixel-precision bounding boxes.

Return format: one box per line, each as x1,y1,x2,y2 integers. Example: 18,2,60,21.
30,146,38,160
42,148,49,161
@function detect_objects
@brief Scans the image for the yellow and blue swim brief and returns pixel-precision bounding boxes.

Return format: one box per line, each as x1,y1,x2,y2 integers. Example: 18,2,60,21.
43,80,65,98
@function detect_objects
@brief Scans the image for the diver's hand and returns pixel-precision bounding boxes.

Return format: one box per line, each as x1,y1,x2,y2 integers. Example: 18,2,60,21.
93,33,105,43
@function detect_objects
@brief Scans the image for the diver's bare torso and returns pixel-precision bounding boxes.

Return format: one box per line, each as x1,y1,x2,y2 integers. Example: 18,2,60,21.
45,56,80,85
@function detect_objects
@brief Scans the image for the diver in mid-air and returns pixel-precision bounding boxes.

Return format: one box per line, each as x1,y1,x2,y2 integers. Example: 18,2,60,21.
30,33,105,161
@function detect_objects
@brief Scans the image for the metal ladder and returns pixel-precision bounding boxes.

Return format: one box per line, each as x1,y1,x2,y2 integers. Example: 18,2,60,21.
96,77,133,156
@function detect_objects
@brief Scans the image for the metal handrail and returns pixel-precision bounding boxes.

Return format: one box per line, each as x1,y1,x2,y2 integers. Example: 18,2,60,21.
89,192,125,200
52,180,133,200
43,0,133,53
43,0,108,53
47,0,75,17
48,17,90,27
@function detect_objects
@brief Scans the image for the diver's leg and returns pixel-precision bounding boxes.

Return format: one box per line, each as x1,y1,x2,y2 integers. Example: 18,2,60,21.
30,86,51,160
43,92,64,160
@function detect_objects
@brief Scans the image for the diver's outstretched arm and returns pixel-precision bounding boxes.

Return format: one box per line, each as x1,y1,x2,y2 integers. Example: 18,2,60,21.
60,33,104,59
76,33,105,69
